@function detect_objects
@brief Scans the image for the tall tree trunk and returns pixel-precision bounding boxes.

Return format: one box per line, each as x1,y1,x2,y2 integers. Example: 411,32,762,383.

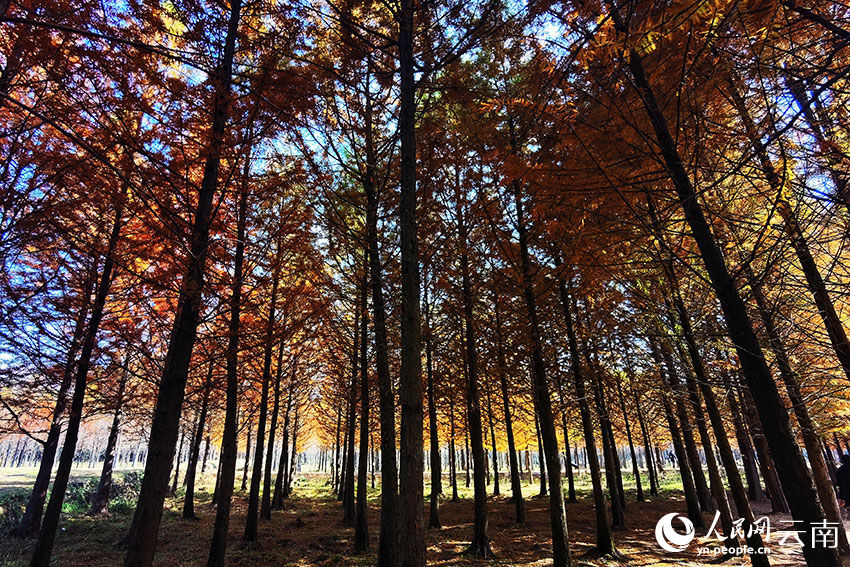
720,366,763,500
651,342,704,530
244,245,281,542
31,181,127,567
449,404,459,502
206,175,246,564
464,429,470,489
535,411,547,498
363,177,399,566
261,341,285,520
486,383,499,497
494,299,524,522
18,262,95,537
675,341,769,566
510,174,569,567
631,380,657,496
90,355,130,515
559,281,612,554
343,293,360,524
584,350,625,527
614,379,643,502
615,12,836,562
458,200,492,558
397,0,425,557
273,369,295,509
286,404,299,494
183,362,213,519
333,410,341,494
170,429,185,495
424,277,441,529
242,419,252,492
659,345,713,513
355,252,370,551
124,3,241,565
737,384,789,513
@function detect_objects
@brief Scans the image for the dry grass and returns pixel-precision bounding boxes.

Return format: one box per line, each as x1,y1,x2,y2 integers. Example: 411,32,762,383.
0,467,832,566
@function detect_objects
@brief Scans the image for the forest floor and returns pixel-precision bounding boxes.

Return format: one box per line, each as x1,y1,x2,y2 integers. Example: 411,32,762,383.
0,467,840,566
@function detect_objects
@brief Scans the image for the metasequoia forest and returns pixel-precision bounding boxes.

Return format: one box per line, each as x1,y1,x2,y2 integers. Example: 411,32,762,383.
2,0,850,565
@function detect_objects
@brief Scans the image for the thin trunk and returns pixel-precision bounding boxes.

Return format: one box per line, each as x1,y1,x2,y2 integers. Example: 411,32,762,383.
244,248,281,542
738,384,789,513
633,391,658,496
614,379,643,502
171,428,186,495
559,282,612,554
659,345,713,513
535,411,547,498
362,96,399,564
333,410,341,494
90,356,130,515
286,404,299,494
31,180,126,567
18,263,95,537
273,370,295,509
585,350,625,528
510,172,569,566
494,299,524,522
124,4,241,565
486,383,499,497
651,342,704,530
424,277,441,529
343,293,360,525
261,342,285,520
355,251,370,551
183,362,214,519
458,201,491,558
242,420,251,492
722,367,763,500
449,404,459,502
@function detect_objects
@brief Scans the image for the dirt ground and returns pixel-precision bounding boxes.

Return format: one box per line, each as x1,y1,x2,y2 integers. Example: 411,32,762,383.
0,469,842,566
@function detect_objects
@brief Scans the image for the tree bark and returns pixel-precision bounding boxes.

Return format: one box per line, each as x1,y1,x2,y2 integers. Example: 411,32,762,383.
397,0,425,559
424,277,441,529
261,341,285,520
651,341,704,530
183,362,213,519
273,369,295,509
494,298,524,522
510,174,569,566
585,350,625,527
458,201,492,558
244,243,281,542
614,379,643,502
449,404,459,502
124,3,241,564
355,250,370,551
559,282,612,554
343,291,360,525
206,176,245,566
90,356,130,515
